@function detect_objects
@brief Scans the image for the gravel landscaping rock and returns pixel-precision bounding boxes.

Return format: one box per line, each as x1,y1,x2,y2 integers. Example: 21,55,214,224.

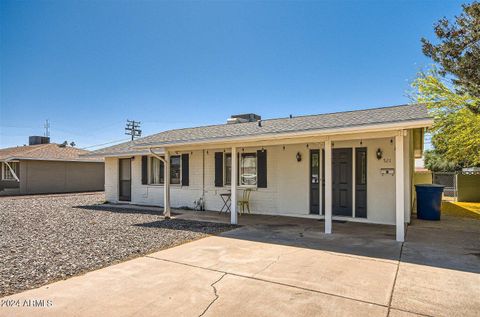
0,193,236,297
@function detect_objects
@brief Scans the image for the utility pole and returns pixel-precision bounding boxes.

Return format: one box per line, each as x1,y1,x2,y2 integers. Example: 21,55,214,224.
125,119,142,140
44,119,50,137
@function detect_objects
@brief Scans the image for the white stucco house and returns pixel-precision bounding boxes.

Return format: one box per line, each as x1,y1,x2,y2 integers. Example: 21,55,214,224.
87,104,432,241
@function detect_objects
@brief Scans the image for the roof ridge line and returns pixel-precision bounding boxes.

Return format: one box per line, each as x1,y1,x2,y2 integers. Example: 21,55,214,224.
0,143,52,161
139,103,421,138
86,103,430,156
263,103,421,122
15,143,52,156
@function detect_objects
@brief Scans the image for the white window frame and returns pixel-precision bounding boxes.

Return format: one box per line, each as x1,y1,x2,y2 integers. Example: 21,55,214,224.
149,156,164,185
239,152,257,188
2,161,20,181
147,155,182,186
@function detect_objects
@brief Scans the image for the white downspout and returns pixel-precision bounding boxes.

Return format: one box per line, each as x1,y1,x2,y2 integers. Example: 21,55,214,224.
149,148,171,219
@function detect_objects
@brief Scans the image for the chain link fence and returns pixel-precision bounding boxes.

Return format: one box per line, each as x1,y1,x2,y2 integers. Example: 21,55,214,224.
432,172,457,201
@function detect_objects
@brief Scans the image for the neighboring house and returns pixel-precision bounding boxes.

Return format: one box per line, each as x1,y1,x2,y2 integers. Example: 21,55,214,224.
0,136,104,195
87,104,432,241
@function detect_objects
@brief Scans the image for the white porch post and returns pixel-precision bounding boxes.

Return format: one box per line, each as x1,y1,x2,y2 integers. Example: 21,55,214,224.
324,139,332,234
395,132,405,242
231,147,238,224
164,150,171,219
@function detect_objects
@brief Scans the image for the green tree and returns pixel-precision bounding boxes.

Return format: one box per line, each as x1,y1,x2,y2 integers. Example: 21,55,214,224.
412,70,480,166
421,1,480,114
412,1,480,167
424,150,461,172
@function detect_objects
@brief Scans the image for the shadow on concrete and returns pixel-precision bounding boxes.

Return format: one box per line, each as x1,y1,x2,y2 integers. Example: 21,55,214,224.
175,209,480,274
76,203,480,274
220,219,402,262
399,215,480,274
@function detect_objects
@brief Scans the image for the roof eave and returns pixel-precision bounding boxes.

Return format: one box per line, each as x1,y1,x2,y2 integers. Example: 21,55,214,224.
0,157,104,163
80,150,152,159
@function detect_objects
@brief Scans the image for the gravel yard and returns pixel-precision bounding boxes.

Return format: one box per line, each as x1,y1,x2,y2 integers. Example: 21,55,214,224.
0,193,236,297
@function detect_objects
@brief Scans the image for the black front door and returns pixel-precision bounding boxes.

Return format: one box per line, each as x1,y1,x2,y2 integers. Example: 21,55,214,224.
119,158,132,201
309,149,320,214
332,148,352,216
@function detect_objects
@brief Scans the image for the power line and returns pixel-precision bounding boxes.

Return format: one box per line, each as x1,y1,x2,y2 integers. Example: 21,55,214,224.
81,138,130,150
125,119,142,141
43,120,125,137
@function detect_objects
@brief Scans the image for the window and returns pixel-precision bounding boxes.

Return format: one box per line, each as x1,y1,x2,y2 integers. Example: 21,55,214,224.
240,153,257,186
170,156,181,185
2,162,19,181
148,156,180,185
311,151,319,184
356,149,367,185
224,153,232,185
150,157,164,184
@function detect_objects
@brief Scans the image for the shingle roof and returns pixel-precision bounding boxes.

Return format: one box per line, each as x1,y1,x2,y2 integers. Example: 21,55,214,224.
0,143,103,162
89,104,431,156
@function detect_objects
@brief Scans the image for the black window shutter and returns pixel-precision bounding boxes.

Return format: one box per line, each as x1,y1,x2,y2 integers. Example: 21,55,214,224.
214,152,223,187
257,150,267,188
141,156,148,185
181,154,189,186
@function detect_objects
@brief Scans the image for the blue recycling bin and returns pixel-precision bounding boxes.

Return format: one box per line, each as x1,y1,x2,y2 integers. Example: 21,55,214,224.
415,184,445,220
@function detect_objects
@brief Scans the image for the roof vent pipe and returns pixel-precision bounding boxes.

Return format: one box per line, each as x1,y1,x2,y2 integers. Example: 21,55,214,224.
226,117,241,124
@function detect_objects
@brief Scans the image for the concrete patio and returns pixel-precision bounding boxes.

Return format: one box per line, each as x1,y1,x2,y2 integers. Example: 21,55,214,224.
1,208,479,317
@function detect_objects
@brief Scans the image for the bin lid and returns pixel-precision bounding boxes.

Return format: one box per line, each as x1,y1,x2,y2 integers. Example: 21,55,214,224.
415,184,445,188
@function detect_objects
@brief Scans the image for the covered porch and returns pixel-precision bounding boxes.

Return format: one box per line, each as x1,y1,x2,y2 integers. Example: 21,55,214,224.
149,129,410,242
175,207,400,249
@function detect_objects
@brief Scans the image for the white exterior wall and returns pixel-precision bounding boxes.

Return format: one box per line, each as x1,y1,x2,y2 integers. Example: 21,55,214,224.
130,153,203,208
103,133,414,225
330,138,397,224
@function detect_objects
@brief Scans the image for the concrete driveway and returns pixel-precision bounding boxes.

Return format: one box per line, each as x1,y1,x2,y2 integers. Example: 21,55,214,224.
1,213,479,317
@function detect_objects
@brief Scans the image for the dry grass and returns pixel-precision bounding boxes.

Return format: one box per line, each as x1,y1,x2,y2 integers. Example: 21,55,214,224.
454,202,480,214
442,201,480,219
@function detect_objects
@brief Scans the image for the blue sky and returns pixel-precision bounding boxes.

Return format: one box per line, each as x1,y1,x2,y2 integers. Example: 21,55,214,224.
0,0,463,149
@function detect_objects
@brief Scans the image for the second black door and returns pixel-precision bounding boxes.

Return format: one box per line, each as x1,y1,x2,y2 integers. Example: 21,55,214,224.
332,148,353,216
